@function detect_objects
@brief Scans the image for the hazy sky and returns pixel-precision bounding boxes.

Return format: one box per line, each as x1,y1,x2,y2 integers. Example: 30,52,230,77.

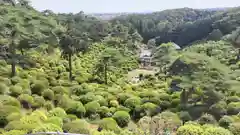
31,0,240,13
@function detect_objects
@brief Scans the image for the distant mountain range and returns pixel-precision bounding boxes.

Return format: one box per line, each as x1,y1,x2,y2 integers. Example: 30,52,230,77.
87,7,231,20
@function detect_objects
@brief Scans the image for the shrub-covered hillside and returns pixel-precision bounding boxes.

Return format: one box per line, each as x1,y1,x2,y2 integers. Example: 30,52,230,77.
0,1,239,135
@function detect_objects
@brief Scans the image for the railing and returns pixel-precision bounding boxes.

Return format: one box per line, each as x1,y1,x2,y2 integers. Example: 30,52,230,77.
26,132,88,135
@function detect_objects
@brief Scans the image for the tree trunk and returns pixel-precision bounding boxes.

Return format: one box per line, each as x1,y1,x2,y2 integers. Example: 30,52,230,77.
68,53,72,81
104,62,108,84
10,41,16,77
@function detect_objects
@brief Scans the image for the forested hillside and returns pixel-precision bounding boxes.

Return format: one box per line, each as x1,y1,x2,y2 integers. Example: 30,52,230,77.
0,1,239,135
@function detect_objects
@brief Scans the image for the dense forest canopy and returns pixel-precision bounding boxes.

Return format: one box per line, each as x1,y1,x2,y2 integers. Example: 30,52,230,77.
0,1,239,135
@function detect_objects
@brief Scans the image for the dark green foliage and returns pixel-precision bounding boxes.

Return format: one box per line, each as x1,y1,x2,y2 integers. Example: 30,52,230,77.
112,111,130,128
227,102,240,115
229,122,240,135
179,111,192,124
219,115,234,129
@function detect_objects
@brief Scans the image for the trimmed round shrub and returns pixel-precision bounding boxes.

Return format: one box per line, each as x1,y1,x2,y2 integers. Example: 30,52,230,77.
95,95,108,106
5,120,37,132
51,86,67,95
98,106,112,118
99,118,120,132
71,85,91,96
0,77,11,85
66,101,86,118
9,85,23,97
42,89,54,100
18,94,34,106
31,80,46,95
227,96,240,103
159,100,171,110
46,117,63,127
159,93,171,101
141,102,159,116
0,83,8,94
10,76,21,85
176,124,204,135
33,123,63,133
48,107,67,118
157,111,182,127
79,93,96,104
6,112,22,122
171,98,180,108
203,125,232,135
32,95,45,108
44,101,54,111
0,106,20,127
229,122,240,135
3,130,27,135
63,120,90,134
109,100,119,108
31,110,48,122
112,111,130,128
219,115,234,128
117,93,132,104
198,114,217,125
0,95,21,108
209,101,227,120
85,101,100,116
179,111,192,123
116,106,131,113
227,102,240,115
63,114,78,123
124,97,141,110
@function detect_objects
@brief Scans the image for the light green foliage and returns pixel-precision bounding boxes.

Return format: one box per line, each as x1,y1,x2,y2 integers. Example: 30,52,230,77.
203,125,233,135
99,118,120,132
176,124,204,135
42,89,54,100
113,111,131,128
48,107,67,118
66,101,86,118
140,102,159,116
85,101,101,116
2,130,27,135
63,120,90,134
0,83,8,94
46,117,63,127
9,85,23,97
32,123,63,133
6,113,22,122
0,95,21,108
124,97,141,110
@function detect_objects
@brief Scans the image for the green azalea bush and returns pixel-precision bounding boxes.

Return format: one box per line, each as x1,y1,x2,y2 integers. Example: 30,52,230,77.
112,111,131,128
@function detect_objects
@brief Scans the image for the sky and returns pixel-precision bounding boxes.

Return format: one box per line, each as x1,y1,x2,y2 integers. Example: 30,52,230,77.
31,0,240,13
